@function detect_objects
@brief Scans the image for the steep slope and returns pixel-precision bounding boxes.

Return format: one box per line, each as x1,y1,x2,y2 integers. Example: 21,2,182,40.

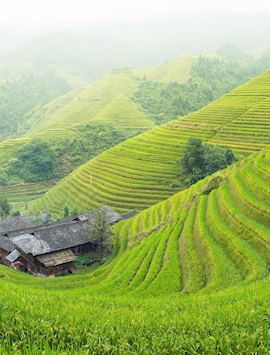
0,71,72,141
0,72,155,197
134,53,193,83
2,147,270,352
28,72,154,136
0,67,162,154
28,71,270,216
107,148,270,295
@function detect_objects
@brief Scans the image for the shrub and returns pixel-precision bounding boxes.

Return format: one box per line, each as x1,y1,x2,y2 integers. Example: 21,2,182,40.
0,199,11,218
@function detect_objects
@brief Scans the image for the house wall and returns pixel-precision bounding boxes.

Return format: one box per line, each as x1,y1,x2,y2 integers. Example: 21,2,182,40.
71,242,94,256
0,248,8,259
19,252,74,276
43,263,74,276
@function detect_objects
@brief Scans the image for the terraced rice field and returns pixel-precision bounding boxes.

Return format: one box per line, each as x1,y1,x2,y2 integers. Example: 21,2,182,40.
0,181,56,210
0,137,31,168
29,71,270,217
0,72,155,171
2,147,270,352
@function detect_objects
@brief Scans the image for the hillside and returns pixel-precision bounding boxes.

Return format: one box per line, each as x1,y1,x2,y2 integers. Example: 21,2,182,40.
28,71,270,216
2,145,270,352
27,72,154,136
134,53,193,83
0,33,105,141
1,54,254,209
0,72,72,141
0,72,155,195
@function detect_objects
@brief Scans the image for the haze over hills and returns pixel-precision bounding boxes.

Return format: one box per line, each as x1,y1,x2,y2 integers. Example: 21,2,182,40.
2,13,270,141
1,23,270,143
0,53,194,145
3,3,270,353
3,0,270,353
27,71,270,216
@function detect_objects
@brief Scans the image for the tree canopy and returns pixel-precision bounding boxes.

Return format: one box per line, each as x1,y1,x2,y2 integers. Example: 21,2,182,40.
8,139,57,182
181,137,236,185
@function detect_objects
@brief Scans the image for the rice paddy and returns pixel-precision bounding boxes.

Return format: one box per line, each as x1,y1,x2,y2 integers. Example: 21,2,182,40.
29,71,270,217
1,146,270,353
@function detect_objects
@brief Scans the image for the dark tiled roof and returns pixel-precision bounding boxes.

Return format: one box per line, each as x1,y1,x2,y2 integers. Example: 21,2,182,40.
119,210,138,221
11,220,91,256
0,216,34,234
0,235,13,252
78,207,121,224
8,207,124,258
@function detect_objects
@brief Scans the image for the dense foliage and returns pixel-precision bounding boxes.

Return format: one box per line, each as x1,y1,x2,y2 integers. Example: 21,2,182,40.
132,56,270,124
181,137,235,185
2,125,139,184
7,139,57,182
88,209,113,253
54,124,141,176
0,72,71,140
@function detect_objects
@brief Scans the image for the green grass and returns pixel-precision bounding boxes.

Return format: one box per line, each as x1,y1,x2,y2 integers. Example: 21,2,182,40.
2,146,270,352
28,71,270,217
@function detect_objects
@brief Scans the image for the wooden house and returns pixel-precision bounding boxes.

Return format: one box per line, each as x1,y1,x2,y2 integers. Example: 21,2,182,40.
0,235,13,259
0,207,137,276
0,215,34,235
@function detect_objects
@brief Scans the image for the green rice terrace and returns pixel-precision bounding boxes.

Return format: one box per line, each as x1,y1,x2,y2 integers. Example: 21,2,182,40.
0,55,195,206
28,71,270,217
1,53,260,208
2,145,270,353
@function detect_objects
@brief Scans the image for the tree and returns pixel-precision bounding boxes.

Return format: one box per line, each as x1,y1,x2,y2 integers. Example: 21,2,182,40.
180,137,236,185
70,209,79,220
9,139,57,182
225,149,235,165
181,137,206,183
0,199,11,218
88,209,113,253
63,206,70,218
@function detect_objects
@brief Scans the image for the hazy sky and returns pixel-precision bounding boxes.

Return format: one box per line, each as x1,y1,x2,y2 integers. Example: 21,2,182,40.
1,0,270,32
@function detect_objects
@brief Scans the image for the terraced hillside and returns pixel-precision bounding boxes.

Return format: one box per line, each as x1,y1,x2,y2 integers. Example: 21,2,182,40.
28,71,270,216
0,54,194,145
2,147,270,352
27,72,155,137
0,72,155,202
0,181,56,210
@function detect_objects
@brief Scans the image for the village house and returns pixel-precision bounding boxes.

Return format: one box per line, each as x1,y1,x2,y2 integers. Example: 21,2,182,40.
0,215,35,235
0,207,137,276
0,235,13,259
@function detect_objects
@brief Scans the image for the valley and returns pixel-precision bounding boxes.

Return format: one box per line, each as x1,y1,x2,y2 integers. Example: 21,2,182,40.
1,15,270,352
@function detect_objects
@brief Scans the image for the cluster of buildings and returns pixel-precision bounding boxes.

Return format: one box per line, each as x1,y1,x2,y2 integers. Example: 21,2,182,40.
0,208,136,277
